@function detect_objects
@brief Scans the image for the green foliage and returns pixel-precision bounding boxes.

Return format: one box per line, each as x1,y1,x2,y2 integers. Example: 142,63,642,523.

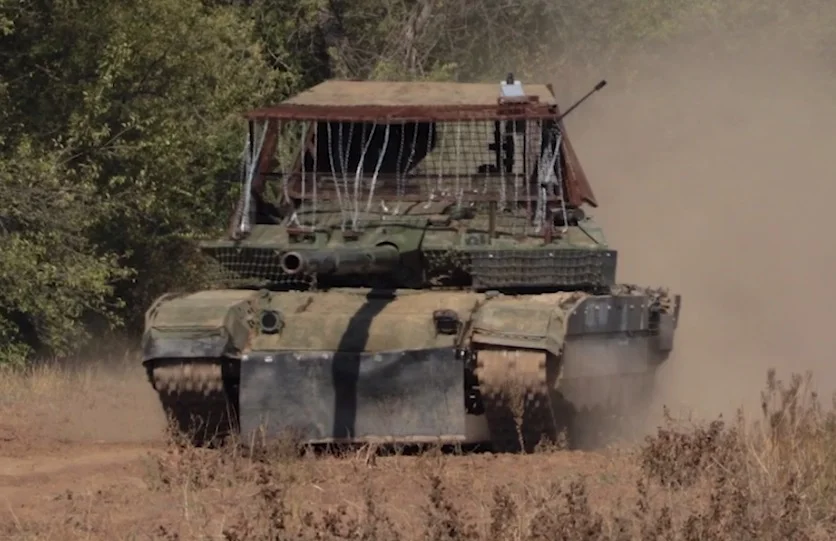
0,0,278,362
0,140,128,364
0,0,833,364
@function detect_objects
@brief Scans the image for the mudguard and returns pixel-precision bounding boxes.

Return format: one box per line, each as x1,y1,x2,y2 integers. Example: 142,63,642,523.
141,289,260,362
470,290,680,358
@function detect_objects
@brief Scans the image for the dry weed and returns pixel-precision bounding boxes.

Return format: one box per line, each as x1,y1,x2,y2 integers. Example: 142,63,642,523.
639,413,738,488
636,370,836,540
5,369,836,541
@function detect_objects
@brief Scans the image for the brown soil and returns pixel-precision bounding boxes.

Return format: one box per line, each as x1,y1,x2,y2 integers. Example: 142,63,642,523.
0,435,637,540
0,360,642,539
1,360,833,540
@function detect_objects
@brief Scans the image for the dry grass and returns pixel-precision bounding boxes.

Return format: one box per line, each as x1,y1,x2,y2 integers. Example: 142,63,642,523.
0,346,167,448
1,360,835,540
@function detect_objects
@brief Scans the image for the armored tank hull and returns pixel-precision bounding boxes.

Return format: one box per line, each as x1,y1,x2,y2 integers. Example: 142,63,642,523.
142,75,682,451
142,285,679,451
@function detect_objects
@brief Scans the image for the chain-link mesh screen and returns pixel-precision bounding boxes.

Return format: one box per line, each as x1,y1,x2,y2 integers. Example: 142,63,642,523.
239,116,565,235
199,246,315,290
198,242,617,292
422,248,616,289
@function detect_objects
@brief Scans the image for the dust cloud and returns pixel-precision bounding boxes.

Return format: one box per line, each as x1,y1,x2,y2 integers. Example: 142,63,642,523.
0,349,169,450
50,361,168,443
560,23,836,420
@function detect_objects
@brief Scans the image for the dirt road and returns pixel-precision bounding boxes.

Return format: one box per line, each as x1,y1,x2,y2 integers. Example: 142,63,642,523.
0,442,159,533
0,424,638,540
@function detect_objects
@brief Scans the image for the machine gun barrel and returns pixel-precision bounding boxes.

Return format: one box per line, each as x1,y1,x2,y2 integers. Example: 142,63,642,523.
279,244,401,276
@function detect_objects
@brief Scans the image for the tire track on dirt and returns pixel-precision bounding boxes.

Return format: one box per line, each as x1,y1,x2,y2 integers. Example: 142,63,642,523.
0,443,159,501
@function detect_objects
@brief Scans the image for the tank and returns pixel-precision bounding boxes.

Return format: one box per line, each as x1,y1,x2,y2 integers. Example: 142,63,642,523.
141,74,681,452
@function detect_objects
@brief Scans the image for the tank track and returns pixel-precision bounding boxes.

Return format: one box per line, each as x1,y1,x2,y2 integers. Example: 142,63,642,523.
474,348,569,453
149,352,565,453
146,358,238,445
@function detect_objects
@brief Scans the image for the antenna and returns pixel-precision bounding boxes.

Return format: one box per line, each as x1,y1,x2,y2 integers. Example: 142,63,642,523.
555,80,607,123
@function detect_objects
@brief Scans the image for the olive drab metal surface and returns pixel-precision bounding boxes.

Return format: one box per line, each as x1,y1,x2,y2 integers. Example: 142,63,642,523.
141,74,682,451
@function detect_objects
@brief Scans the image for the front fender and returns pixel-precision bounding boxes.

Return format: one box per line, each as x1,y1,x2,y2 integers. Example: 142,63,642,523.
141,289,262,363
469,290,681,356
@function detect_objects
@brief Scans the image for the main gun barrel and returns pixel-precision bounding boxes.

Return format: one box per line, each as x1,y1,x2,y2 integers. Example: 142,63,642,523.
279,245,401,276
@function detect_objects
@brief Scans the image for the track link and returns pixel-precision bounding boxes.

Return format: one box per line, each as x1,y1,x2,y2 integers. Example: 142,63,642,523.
474,348,568,453
147,358,238,445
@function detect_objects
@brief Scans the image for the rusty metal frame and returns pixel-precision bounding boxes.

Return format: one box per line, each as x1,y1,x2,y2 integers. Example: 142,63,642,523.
244,102,561,123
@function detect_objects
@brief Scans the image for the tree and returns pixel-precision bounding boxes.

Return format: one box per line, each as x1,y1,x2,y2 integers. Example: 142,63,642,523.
0,0,283,362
